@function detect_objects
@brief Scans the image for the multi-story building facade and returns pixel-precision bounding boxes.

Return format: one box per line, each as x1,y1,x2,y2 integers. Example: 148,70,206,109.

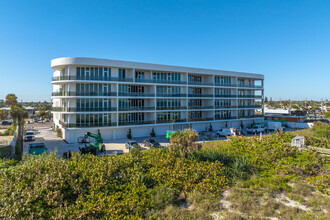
51,57,264,143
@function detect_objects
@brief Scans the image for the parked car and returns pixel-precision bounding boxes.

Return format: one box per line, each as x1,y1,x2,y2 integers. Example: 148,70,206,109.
125,141,141,150
1,121,12,126
33,118,38,123
24,131,35,142
247,124,266,134
29,143,47,155
143,139,161,148
217,128,236,137
45,118,50,122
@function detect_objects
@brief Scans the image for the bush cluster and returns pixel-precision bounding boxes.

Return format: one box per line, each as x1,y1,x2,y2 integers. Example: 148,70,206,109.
0,149,228,219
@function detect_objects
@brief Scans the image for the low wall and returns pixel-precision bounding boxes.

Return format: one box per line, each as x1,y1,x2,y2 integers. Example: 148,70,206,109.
287,122,313,129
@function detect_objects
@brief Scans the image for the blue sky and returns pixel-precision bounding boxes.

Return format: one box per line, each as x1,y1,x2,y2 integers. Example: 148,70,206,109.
0,0,329,101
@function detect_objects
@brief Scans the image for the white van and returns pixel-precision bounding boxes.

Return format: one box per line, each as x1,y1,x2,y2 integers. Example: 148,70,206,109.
266,122,284,132
217,128,236,137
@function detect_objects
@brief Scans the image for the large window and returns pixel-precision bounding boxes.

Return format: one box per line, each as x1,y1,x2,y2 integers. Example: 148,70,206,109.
215,110,232,119
76,98,112,111
157,112,181,122
157,99,181,108
215,76,231,85
76,113,112,126
215,99,231,107
156,86,180,95
76,84,111,96
152,72,181,81
76,67,111,80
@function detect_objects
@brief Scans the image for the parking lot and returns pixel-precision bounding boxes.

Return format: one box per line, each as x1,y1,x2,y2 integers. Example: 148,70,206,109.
23,121,295,156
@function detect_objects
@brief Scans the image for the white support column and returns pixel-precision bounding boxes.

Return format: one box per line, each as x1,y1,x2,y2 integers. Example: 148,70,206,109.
132,68,135,82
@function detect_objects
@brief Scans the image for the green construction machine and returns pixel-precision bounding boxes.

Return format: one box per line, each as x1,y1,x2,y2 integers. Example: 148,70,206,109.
79,132,106,156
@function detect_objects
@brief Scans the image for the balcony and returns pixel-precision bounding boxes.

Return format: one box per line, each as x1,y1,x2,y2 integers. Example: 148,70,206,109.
188,106,214,110
52,76,133,82
214,83,238,87
157,93,187,97
214,94,237,98
188,81,214,86
118,92,155,97
188,117,214,122
59,120,117,128
157,119,187,124
237,105,262,108
118,107,155,111
135,78,187,85
188,94,213,98
157,106,187,110
52,92,117,97
215,105,237,109
214,116,235,120
118,120,155,126
238,95,262,98
237,84,263,88
52,107,117,112
238,115,264,119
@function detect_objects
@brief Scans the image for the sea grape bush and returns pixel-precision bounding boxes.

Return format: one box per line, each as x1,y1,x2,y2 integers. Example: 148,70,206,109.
0,132,328,219
0,149,228,219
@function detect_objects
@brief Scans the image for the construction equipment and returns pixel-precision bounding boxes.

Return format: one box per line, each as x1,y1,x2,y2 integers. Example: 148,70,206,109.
79,132,105,155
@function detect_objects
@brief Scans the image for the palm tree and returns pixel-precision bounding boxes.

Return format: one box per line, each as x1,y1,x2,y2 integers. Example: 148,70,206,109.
0,109,8,121
5,94,18,108
169,129,201,158
10,105,28,159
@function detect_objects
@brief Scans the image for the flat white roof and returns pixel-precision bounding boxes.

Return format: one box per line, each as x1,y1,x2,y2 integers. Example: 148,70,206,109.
51,57,264,79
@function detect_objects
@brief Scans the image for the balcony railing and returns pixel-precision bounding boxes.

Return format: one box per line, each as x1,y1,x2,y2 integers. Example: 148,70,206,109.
59,120,117,128
157,106,187,110
215,116,235,120
52,107,117,112
118,120,155,126
238,115,264,119
214,83,238,87
118,92,155,97
157,119,187,124
238,95,262,98
237,105,262,108
135,78,187,85
188,117,214,122
188,94,213,97
52,76,133,82
214,94,237,98
237,84,263,88
188,106,214,110
118,107,155,111
157,93,187,97
188,81,214,86
215,105,237,109
52,92,117,97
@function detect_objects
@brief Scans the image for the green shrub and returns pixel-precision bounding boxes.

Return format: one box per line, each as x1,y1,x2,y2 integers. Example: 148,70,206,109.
150,185,177,209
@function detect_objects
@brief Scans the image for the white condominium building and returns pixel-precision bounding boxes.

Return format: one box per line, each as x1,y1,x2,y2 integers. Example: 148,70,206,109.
51,57,264,143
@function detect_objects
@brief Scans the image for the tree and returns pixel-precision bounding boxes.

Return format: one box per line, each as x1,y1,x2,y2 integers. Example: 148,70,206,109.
38,109,46,122
325,111,330,119
0,109,8,120
5,94,18,127
10,105,28,159
169,129,201,158
5,94,18,108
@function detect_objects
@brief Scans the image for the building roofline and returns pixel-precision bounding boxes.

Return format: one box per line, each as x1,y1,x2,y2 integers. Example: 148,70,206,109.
51,57,264,79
